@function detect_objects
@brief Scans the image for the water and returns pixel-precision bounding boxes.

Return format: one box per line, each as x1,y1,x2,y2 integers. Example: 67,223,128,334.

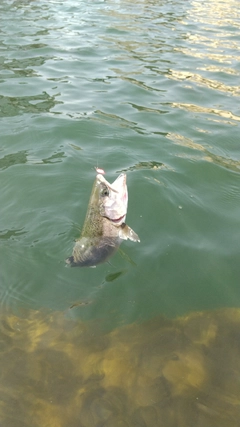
0,0,240,425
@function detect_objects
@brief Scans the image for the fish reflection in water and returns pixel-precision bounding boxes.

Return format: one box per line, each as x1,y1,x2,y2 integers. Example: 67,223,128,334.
0,308,240,426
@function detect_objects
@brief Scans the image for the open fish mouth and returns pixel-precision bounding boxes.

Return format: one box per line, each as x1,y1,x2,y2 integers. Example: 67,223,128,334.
97,173,126,194
103,214,126,225
110,214,126,224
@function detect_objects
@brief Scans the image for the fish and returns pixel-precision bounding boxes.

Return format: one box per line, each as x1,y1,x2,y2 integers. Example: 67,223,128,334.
66,173,140,267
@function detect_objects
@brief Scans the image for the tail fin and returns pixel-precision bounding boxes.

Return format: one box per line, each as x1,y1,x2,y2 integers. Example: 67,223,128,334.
65,256,74,266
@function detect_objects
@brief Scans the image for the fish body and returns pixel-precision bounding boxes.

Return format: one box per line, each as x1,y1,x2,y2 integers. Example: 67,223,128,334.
66,173,140,267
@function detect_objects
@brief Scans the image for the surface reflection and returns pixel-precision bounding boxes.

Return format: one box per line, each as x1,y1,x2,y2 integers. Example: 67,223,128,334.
120,160,165,172
167,132,240,172
171,103,240,124
0,93,62,117
0,307,240,426
188,0,240,29
168,70,240,96
0,151,28,170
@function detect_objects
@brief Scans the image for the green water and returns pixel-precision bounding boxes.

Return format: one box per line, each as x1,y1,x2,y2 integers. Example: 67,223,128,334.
1,0,240,325
1,0,240,425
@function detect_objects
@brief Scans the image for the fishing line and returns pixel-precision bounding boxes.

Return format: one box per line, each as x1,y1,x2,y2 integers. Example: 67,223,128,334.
95,137,105,175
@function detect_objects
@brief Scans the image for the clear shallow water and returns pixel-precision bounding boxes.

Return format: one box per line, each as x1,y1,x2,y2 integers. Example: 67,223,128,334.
0,0,240,423
1,306,240,427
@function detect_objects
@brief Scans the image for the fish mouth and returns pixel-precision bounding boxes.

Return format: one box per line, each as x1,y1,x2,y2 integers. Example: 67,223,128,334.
105,214,126,224
97,173,126,194
111,214,126,223
97,174,118,193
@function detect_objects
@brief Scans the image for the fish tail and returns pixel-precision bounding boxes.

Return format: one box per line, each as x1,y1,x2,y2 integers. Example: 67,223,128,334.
66,256,74,266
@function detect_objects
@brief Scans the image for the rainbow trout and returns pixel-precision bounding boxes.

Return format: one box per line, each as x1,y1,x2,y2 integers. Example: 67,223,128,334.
66,173,140,267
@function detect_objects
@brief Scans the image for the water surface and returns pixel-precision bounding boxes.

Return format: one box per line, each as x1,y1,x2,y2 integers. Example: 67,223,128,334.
0,0,240,424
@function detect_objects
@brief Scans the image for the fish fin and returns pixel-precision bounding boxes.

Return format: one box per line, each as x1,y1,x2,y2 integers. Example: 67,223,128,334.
119,224,140,242
66,256,74,265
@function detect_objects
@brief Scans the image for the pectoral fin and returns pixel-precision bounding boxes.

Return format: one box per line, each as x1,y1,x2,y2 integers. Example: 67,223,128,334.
119,223,140,242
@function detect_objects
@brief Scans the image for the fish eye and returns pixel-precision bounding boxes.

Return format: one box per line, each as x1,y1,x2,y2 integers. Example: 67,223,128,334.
101,186,109,197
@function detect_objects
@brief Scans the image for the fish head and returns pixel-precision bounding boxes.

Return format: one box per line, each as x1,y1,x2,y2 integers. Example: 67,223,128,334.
96,173,128,225
66,172,139,267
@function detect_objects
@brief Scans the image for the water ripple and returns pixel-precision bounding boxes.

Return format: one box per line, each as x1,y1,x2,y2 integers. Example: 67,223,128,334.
168,70,240,96
0,151,28,170
171,102,240,124
0,93,62,117
167,132,240,172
